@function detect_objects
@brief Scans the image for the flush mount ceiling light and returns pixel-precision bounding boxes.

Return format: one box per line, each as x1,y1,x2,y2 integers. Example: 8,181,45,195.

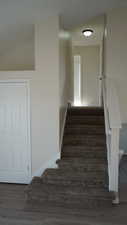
82,29,94,37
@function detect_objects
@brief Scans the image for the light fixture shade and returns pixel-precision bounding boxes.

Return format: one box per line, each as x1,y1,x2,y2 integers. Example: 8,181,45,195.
82,29,93,37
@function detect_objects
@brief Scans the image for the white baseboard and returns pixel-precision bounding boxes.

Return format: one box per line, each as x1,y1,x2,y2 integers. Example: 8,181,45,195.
119,149,124,161
32,152,60,178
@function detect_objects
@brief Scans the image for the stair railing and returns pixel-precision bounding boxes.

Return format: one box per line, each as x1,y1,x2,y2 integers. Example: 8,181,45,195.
102,77,121,204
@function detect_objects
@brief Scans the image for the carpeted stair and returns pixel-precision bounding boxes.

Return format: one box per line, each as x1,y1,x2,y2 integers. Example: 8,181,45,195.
26,107,113,208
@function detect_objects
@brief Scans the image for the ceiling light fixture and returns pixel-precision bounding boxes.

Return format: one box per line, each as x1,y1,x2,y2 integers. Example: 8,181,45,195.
82,29,93,37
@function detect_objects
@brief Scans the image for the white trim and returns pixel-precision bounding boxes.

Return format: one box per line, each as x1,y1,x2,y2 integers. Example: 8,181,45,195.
0,79,31,184
60,104,68,153
32,153,60,178
99,42,103,106
0,79,31,83
26,80,32,183
0,71,35,79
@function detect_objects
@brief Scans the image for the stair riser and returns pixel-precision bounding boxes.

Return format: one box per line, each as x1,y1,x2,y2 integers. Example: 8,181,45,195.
57,162,107,168
62,146,106,152
63,139,106,146
65,128,105,135
57,166,106,172
57,164,107,172
28,194,111,209
29,190,110,200
42,168,107,187
61,151,107,159
28,192,111,204
56,159,107,165
43,178,105,187
68,108,104,116
26,186,111,198
66,117,104,125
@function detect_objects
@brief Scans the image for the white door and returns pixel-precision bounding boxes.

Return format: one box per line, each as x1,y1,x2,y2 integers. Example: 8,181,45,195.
73,46,100,107
74,55,81,106
0,81,31,184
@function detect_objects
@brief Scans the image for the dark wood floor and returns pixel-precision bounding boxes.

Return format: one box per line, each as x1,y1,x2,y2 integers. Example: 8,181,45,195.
0,156,127,225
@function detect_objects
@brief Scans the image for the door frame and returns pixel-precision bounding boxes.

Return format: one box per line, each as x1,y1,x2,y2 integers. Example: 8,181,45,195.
0,79,31,184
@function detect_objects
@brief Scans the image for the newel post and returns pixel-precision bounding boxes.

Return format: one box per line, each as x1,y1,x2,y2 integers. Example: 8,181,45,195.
110,128,120,204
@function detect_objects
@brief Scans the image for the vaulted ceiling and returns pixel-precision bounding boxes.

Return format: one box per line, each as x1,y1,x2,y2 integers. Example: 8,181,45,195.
0,0,126,70
0,0,126,28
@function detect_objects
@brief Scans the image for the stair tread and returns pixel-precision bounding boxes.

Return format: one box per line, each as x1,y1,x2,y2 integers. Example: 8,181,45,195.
63,134,106,139
63,137,106,146
67,116,104,120
28,179,112,199
67,115,104,122
61,149,107,159
65,125,105,130
56,158,107,164
68,107,104,116
43,168,106,180
67,114,104,117
62,148,107,154
69,106,104,110
61,155,107,159
62,145,106,151
63,142,106,146
66,124,105,127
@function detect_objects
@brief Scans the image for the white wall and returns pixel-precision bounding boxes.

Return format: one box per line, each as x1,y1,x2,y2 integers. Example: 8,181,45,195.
0,24,35,71
0,16,60,177
32,17,60,174
106,8,127,123
73,45,100,106
0,40,34,71
59,29,72,142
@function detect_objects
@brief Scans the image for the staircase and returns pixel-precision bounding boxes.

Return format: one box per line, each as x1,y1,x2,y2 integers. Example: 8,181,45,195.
26,107,113,208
